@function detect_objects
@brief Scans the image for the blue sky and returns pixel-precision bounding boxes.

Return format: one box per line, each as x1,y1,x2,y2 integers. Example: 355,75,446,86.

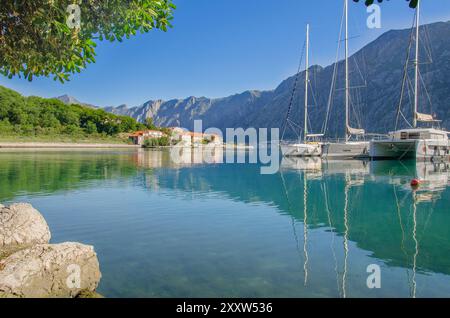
1,0,450,107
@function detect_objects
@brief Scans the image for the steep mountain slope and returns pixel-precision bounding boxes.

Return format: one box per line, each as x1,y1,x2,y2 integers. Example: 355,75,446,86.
56,95,98,109
104,90,275,132
106,21,450,137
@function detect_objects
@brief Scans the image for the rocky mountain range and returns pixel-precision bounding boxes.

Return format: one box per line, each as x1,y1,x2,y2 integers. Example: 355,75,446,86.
66,21,450,138
56,94,98,109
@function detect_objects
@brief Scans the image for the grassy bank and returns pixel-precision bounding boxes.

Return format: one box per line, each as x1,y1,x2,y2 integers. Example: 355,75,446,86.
0,134,132,144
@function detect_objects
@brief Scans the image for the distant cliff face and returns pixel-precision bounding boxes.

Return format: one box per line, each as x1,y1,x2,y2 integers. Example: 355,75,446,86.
56,95,98,109
104,91,274,132
105,21,450,137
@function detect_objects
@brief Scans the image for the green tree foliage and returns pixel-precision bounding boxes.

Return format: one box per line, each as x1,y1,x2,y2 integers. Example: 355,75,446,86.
143,136,170,148
145,117,157,130
159,127,173,136
0,85,146,138
0,0,176,82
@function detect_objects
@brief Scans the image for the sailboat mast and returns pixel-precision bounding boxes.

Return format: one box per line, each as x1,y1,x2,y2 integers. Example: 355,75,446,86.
304,24,310,143
345,0,350,142
413,0,420,128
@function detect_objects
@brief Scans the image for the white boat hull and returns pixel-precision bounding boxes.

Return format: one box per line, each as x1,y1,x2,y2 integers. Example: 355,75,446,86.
370,139,449,161
280,143,322,157
281,156,322,172
322,142,369,159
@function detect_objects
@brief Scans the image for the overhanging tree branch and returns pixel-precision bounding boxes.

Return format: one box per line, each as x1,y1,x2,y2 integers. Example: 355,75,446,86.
0,0,176,83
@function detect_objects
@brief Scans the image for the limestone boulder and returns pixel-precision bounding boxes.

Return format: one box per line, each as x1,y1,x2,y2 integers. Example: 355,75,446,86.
0,203,51,255
0,243,101,298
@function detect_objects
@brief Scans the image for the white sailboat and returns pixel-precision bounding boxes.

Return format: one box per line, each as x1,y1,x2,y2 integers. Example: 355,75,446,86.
370,0,449,161
322,0,369,159
281,24,323,157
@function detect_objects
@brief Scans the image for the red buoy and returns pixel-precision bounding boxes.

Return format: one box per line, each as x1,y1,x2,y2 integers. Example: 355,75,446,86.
411,179,420,187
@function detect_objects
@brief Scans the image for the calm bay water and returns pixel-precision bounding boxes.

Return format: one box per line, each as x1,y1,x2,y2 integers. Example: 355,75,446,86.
0,149,449,298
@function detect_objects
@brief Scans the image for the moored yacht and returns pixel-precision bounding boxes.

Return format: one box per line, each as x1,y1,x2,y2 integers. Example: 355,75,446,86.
280,24,323,158
322,140,369,159
370,128,449,161
280,141,322,157
370,0,449,161
322,0,369,159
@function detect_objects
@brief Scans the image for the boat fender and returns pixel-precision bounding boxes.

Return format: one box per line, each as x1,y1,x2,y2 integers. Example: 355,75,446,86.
410,179,420,187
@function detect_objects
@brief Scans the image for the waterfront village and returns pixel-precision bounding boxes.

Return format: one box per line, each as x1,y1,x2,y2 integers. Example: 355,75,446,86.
129,127,224,147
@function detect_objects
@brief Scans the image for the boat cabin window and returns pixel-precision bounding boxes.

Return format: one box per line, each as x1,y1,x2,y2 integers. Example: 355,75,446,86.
431,134,444,140
396,130,447,140
407,132,421,139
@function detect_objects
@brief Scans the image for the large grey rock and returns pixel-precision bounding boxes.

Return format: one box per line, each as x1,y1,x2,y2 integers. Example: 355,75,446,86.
0,243,101,298
0,203,51,255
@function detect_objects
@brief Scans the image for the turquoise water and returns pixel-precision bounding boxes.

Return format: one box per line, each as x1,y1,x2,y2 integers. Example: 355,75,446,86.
0,149,449,298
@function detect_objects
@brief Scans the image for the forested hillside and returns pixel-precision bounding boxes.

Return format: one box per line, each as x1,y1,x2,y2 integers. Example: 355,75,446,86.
0,85,145,141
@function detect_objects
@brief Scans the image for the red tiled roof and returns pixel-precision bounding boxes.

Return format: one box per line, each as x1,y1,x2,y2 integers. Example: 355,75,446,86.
129,130,165,137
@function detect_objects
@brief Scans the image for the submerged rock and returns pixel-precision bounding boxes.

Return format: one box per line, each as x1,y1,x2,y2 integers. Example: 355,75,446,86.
0,243,101,298
0,203,51,255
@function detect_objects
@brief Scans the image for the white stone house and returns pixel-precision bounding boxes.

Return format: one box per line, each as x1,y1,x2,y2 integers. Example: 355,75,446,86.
129,130,166,146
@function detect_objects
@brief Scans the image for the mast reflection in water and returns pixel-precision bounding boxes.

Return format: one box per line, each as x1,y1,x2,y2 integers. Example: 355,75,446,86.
0,149,448,297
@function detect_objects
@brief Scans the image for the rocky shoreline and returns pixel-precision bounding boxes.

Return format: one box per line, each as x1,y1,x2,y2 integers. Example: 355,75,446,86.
0,203,102,298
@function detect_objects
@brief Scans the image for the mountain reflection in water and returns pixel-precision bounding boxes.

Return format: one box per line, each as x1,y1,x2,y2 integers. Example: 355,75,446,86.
0,149,448,297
